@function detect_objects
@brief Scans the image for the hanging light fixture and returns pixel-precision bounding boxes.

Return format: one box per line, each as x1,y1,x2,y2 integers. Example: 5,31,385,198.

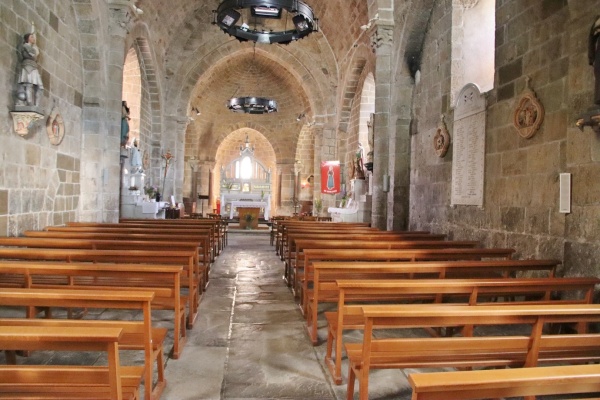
213,0,318,45
227,45,278,114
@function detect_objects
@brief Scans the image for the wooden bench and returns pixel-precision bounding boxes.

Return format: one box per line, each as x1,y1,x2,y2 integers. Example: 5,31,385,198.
408,363,600,400
283,232,447,288
0,325,143,400
0,288,158,400
47,223,215,263
300,248,516,311
0,260,185,360
57,222,219,260
22,231,212,290
0,246,200,329
117,218,225,253
304,259,561,344
275,221,372,257
290,238,479,290
324,276,598,384
346,303,600,400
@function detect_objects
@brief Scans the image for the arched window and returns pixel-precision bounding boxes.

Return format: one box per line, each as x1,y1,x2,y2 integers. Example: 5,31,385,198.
240,156,253,179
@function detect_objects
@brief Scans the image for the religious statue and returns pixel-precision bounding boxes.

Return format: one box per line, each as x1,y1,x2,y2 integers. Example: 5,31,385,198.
130,139,143,172
352,143,366,180
121,101,130,147
589,16,600,105
17,23,43,108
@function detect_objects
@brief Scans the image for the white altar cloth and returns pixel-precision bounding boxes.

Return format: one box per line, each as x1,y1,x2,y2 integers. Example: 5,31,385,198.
229,200,269,220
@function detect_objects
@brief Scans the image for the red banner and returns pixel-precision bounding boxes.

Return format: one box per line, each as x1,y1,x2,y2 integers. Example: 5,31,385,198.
321,161,340,194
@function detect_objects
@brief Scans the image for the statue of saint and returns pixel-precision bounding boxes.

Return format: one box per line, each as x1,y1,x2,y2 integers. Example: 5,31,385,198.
17,24,43,107
589,16,600,105
354,143,365,180
121,101,130,147
130,139,143,172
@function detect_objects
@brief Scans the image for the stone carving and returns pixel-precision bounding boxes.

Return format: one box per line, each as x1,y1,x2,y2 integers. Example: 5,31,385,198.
10,111,44,136
370,26,393,51
433,115,451,157
46,110,65,145
513,77,544,139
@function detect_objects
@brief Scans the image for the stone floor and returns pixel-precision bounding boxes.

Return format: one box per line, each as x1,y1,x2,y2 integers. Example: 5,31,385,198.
0,232,587,399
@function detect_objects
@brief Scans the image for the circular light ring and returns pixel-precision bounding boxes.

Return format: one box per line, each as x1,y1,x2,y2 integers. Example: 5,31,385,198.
215,0,317,44
227,96,278,114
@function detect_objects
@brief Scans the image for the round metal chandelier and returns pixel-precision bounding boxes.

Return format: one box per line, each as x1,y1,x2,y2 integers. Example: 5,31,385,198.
227,96,278,114
213,0,318,45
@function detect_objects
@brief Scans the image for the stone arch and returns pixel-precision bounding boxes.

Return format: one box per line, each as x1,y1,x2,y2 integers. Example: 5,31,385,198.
167,37,337,123
126,24,164,146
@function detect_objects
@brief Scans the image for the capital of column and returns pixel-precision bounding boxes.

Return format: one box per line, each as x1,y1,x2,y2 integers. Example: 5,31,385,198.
370,24,394,51
108,1,143,35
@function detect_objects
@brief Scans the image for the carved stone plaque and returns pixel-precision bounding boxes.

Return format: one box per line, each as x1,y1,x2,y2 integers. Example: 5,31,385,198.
513,77,544,139
433,115,451,157
451,83,486,206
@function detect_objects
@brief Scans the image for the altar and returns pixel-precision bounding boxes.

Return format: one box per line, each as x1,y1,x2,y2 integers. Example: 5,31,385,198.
228,200,269,220
221,192,271,220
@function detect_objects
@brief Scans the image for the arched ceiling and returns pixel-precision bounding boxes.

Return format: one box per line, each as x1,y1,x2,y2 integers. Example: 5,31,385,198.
130,1,418,165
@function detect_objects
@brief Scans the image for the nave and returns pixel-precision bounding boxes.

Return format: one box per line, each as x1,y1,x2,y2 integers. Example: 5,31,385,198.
0,229,595,400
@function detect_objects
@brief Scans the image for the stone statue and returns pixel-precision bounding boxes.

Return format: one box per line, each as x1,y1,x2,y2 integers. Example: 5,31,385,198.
17,24,43,107
121,101,130,147
130,139,142,172
353,143,366,180
589,16,600,105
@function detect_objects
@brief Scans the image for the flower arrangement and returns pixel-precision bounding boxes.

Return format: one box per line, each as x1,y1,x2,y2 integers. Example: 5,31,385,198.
314,197,323,215
144,185,158,198
340,189,348,208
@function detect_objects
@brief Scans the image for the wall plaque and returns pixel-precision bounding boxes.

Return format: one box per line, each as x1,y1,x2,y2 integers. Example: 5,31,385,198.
513,77,544,139
451,83,486,206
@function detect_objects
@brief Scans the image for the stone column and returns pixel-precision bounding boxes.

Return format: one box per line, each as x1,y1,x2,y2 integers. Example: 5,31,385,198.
370,24,394,230
161,115,188,200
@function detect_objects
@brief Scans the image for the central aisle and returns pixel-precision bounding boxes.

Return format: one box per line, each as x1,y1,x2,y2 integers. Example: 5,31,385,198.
160,232,339,400
160,231,416,400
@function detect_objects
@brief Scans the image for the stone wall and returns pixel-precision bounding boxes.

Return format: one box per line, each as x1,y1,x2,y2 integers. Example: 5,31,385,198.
0,1,85,235
409,0,600,276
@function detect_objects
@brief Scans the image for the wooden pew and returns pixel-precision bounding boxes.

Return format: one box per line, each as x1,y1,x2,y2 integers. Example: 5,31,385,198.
345,303,600,400
324,276,598,384
280,225,376,262
22,231,211,289
0,247,200,329
304,259,561,344
275,221,372,257
282,231,447,286
408,363,600,400
116,218,226,253
290,238,479,290
300,247,516,311
0,288,158,400
0,260,185,360
54,222,219,260
0,325,143,400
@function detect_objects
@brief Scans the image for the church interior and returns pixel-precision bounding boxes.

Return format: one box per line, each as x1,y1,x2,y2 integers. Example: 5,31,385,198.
1,0,600,399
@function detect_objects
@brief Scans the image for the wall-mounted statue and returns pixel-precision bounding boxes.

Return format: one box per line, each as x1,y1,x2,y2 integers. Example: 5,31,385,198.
352,143,366,180
16,24,43,108
121,100,130,147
